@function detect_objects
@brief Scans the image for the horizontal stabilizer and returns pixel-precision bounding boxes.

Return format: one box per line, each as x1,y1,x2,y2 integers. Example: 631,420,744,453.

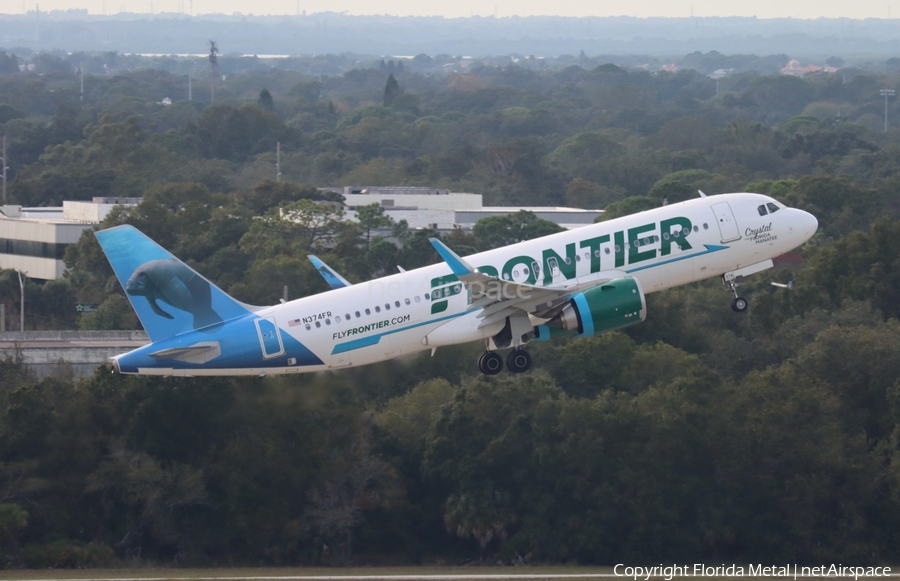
149,341,222,364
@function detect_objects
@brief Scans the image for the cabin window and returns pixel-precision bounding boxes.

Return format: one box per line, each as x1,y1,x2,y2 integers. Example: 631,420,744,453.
595,249,601,257
315,321,321,328
564,257,572,264
424,294,430,301
693,226,699,232
703,223,709,230
663,232,670,240
415,296,420,303
682,228,690,235
395,301,401,308
365,308,371,315
405,298,411,305
385,303,391,311
513,268,520,277
375,306,381,313
305,324,311,330
575,254,581,262
605,248,611,255
345,313,350,320
758,204,768,216
335,316,341,323
355,311,361,318
614,245,621,253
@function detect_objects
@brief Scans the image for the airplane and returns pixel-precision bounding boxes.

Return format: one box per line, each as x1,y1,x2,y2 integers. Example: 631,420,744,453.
95,192,817,376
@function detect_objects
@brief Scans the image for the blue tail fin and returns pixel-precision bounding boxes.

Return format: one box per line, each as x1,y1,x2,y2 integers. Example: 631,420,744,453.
95,225,254,342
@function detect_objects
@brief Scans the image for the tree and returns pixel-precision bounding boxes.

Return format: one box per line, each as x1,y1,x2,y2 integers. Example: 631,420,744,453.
383,74,401,107
549,131,625,183
0,503,28,563
355,203,394,249
258,88,274,111
79,294,140,330
597,196,659,221
375,378,455,458
0,51,19,74
443,488,515,558
305,438,391,563
471,211,563,251
239,199,345,258
798,218,900,318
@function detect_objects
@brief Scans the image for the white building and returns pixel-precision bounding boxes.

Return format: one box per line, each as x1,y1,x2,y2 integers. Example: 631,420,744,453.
0,198,140,280
324,186,602,231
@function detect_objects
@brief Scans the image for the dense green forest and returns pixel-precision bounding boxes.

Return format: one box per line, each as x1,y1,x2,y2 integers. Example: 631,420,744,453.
3,51,900,567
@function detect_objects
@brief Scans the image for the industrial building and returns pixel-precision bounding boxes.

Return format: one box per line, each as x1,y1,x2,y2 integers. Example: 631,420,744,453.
328,186,603,231
0,198,140,280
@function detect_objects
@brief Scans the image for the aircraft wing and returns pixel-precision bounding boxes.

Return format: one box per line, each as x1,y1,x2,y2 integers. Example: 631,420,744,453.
429,239,623,328
308,255,352,289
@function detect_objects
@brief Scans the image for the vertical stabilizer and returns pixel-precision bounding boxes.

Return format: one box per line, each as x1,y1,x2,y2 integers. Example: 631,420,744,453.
95,225,255,342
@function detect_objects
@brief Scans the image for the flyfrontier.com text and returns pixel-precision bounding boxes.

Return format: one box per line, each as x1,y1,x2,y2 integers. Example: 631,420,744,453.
613,564,892,581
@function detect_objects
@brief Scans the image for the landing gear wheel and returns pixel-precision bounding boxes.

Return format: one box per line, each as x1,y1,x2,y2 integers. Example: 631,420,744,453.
506,349,532,373
478,351,504,375
724,275,749,314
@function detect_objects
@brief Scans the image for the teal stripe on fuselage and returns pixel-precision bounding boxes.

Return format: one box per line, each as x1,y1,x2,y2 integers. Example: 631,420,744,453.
624,244,728,274
331,311,468,354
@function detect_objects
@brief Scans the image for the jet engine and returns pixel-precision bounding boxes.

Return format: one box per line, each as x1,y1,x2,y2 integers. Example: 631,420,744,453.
536,277,646,340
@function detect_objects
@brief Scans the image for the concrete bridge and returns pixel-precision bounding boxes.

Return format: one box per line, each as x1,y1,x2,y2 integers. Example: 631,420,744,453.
0,330,149,378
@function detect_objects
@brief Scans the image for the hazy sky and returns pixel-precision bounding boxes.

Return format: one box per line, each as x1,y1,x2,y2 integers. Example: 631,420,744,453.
2,0,898,19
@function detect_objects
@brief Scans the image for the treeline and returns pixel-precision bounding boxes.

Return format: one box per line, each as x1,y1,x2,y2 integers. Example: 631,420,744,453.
3,54,900,566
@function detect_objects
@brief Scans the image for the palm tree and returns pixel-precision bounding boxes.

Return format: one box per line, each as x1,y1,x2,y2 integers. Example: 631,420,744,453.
444,488,515,561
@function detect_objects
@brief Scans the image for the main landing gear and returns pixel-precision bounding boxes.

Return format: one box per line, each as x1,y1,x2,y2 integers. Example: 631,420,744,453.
725,276,749,313
477,351,504,375
477,348,532,375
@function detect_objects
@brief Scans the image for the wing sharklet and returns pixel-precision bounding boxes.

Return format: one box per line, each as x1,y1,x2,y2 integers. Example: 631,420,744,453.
308,255,352,289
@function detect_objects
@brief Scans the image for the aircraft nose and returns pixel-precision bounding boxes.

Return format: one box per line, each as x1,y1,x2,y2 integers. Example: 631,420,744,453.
795,209,818,241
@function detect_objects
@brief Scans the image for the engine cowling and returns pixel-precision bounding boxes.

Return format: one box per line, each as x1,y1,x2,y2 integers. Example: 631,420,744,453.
536,277,646,340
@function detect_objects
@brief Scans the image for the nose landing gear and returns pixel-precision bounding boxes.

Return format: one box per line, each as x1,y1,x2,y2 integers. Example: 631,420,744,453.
724,276,749,313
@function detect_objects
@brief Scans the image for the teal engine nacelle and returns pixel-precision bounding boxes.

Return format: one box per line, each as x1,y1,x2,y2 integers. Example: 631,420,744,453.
536,277,646,340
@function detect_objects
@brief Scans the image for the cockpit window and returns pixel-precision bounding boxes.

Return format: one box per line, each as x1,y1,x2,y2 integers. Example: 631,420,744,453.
758,204,768,216
766,202,781,213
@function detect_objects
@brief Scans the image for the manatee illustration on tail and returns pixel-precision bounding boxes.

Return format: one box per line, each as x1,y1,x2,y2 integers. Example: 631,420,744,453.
95,225,255,341
125,258,223,328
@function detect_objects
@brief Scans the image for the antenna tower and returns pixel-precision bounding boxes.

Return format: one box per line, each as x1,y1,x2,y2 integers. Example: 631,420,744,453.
208,40,219,103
